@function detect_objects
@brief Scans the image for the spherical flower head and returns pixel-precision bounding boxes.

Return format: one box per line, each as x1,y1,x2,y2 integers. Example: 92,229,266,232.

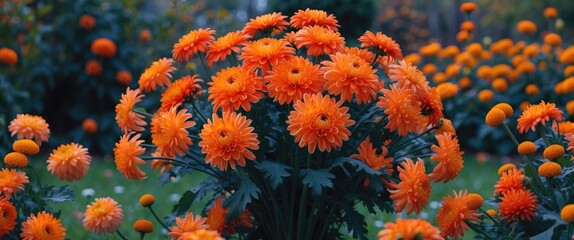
517,101,564,133
173,28,216,62
456,31,472,42
499,189,537,222
494,168,524,195
206,30,251,66
79,15,96,30
138,58,177,92
116,70,133,85
114,132,146,180
140,29,152,42
485,108,506,127
151,107,195,158
287,93,355,154
359,31,403,61
497,163,517,175
0,197,17,237
436,82,459,99
160,75,204,111
85,60,102,76
294,25,345,56
133,219,154,233
12,139,40,155
82,118,98,134
0,168,29,200
477,89,494,102
4,152,28,168
91,38,116,57
538,161,562,178
290,8,339,31
437,190,480,238
543,7,558,19
465,193,484,210
20,211,66,240
460,2,478,13
389,158,431,214
543,144,565,160
388,60,429,94
139,194,155,207
179,229,224,240
493,103,513,118
0,47,18,65
544,33,562,47
377,85,426,136
168,213,208,239
47,143,92,181
322,52,379,103
404,53,422,65
492,78,508,92
208,66,264,112
115,87,147,133
517,20,537,35
525,84,540,95
561,204,574,223
83,197,124,234
243,12,289,36
460,21,475,32
377,218,442,240
486,209,497,216
265,57,323,105
239,38,294,74
8,114,50,145
430,133,464,183
567,100,574,115
517,141,537,155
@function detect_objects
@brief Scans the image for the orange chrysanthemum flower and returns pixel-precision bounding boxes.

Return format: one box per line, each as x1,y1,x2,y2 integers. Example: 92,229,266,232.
20,211,66,240
47,143,92,181
83,197,124,234
207,196,229,233
494,168,524,195
8,114,50,145
0,47,18,65
151,152,174,174
0,197,17,237
199,111,259,170
287,93,355,154
294,26,345,56
116,70,133,85
429,133,464,183
179,229,224,240
151,107,195,158
206,31,251,66
138,58,177,92
290,8,339,31
242,12,289,36
499,189,538,222
388,60,429,93
359,31,403,61
114,132,146,180
85,60,102,76
0,168,28,200
419,88,444,126
239,38,294,74
173,28,216,62
517,101,564,133
115,87,147,133
168,213,208,239
377,85,426,136
377,218,443,240
208,66,264,112
389,158,431,214
91,38,117,58
436,190,480,239
351,137,394,187
160,75,204,111
322,52,379,103
265,57,323,104
436,118,456,135
344,47,375,63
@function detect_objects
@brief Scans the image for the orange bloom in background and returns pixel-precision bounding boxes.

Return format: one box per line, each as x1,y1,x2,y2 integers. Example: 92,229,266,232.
294,25,345,56
0,197,17,237
168,213,208,239
85,60,102,76
82,118,98,133
83,197,124,234
430,133,464,183
47,143,92,181
0,47,18,65
436,190,480,239
139,29,152,42
377,85,426,136
499,189,537,222
79,15,96,30
290,8,339,31
21,211,66,240
138,58,176,92
206,30,251,66
322,52,378,103
283,31,297,45
243,12,289,36
377,218,443,240
460,21,475,32
544,33,562,47
114,132,146,180
388,60,429,93
389,158,431,214
151,107,195,158
0,168,28,200
115,87,147,133
91,38,116,57
116,70,133,85
436,82,459,99
544,7,558,19
494,168,524,195
517,101,564,133
160,75,204,111
516,20,537,35
199,111,259,170
173,28,216,62
358,31,403,61
208,66,264,112
554,121,574,135
207,196,229,233
287,93,355,154
344,47,375,63
419,87,444,126
566,134,574,153
477,89,494,102
8,114,50,145
456,30,472,42
460,2,478,13
265,57,323,104
239,38,294,74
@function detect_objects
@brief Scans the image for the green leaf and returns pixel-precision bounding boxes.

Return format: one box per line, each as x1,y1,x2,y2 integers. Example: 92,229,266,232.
331,157,381,176
172,190,195,216
343,205,368,240
255,160,291,189
190,181,220,204
225,176,260,218
41,185,74,203
300,168,335,196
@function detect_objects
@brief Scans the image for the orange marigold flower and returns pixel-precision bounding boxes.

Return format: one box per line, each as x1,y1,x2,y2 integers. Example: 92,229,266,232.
561,204,574,223
538,161,562,178
206,30,251,66
543,144,565,160
494,168,524,195
517,20,537,35
465,193,484,209
12,139,40,155
0,197,17,237
517,101,564,133
91,38,116,57
82,118,98,134
499,189,537,222
460,2,478,13
544,7,558,19
21,211,66,240
485,108,506,127
47,143,92,181
358,31,403,61
389,158,431,214
151,107,195,158
133,219,154,233
377,218,443,240
437,190,480,239
79,15,96,30
179,229,224,240
173,28,216,62
83,197,124,234
115,87,147,133
544,33,562,47
116,70,133,85
265,57,323,104
208,66,264,112
239,38,294,74
344,47,375,63
294,26,345,56
460,21,475,32
242,12,289,36
160,75,204,111
8,114,50,145
322,52,379,103
138,58,177,92
477,89,494,102
168,213,208,239
0,47,18,65
430,133,464,183
388,60,429,93
436,82,459,99
287,93,355,154
139,194,155,207
85,60,102,76
114,132,146,180
0,168,28,200
498,163,517,175
199,111,259,170
377,85,426,136
290,8,339,31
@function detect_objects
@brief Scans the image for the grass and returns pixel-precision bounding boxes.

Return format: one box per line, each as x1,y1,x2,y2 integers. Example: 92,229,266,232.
34,155,500,239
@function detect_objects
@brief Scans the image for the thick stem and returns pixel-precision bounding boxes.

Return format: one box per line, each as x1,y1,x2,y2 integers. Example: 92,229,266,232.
502,122,519,147
545,177,560,210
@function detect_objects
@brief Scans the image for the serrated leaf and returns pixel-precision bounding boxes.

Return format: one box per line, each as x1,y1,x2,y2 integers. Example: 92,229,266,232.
255,160,291,189
343,205,368,240
41,186,74,203
191,181,220,204
331,157,380,176
300,168,335,196
225,176,260,217
172,190,195,216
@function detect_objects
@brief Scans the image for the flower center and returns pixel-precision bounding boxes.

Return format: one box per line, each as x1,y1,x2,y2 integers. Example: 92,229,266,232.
314,113,331,129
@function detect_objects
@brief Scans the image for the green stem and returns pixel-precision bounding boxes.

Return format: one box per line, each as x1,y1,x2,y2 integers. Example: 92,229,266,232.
525,154,546,196
296,154,311,240
132,109,154,118
568,223,573,239
466,221,494,240
502,122,519,147
116,230,128,240
148,206,169,230
351,118,386,153
538,124,550,147
189,101,208,123
546,177,560,210
26,166,44,195
198,52,212,78
140,232,145,240
370,52,380,67
478,208,504,230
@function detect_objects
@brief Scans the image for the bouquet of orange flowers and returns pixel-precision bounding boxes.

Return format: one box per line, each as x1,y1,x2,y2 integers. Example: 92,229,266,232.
111,9,463,239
